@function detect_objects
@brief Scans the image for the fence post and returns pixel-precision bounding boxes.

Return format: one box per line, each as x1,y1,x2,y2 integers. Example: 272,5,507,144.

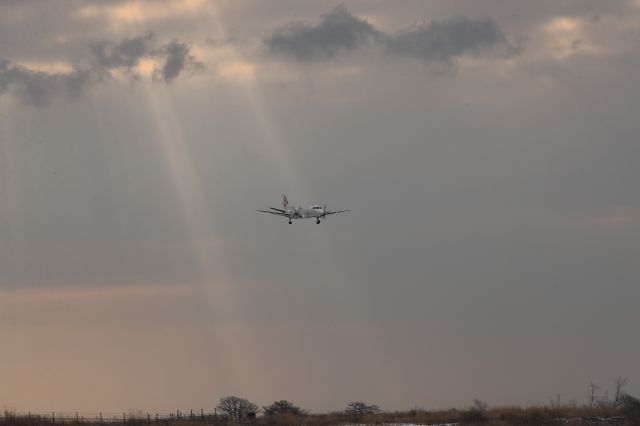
155,413,158,422
147,413,150,424
76,412,79,422
99,412,102,424
200,409,204,420
52,412,55,424
123,413,126,422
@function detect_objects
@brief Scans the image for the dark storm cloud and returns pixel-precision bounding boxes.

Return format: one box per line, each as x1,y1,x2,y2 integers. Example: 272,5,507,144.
159,39,205,82
0,58,94,106
385,15,518,65
266,5,382,61
91,34,204,82
91,33,156,71
265,6,517,65
0,34,203,105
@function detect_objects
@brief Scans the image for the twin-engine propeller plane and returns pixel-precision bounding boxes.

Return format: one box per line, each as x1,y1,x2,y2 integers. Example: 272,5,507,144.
258,194,349,224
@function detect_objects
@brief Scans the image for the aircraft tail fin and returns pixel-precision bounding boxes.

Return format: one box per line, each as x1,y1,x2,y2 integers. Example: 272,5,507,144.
282,194,289,209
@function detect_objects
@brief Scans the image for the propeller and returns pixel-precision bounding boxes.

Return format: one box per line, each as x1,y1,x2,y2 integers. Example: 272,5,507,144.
288,206,300,218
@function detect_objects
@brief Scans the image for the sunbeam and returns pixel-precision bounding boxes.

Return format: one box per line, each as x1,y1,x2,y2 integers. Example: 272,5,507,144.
201,4,406,399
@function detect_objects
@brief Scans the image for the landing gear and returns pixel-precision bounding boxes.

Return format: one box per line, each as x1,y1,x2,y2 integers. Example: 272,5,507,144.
288,219,292,224
316,219,321,224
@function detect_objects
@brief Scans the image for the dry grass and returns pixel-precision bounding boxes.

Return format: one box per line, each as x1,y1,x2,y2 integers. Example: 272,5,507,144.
1,405,638,426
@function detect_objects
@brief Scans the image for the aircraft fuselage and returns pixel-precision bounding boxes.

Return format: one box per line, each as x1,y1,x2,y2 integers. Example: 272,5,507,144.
288,205,326,219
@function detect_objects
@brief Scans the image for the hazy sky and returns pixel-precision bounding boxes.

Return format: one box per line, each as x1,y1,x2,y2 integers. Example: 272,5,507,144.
1,0,639,414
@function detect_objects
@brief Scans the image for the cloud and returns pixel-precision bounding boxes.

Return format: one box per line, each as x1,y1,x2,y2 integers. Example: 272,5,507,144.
265,6,517,66
265,5,382,61
0,58,94,106
541,16,599,60
159,39,205,82
385,16,518,66
76,0,207,25
91,33,156,71
0,34,203,105
91,34,204,82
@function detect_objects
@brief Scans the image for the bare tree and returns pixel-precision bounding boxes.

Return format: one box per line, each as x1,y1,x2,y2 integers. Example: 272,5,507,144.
588,382,600,408
262,400,305,416
613,376,628,407
598,389,610,408
619,393,640,410
472,399,488,411
345,401,381,416
216,396,258,421
549,394,561,410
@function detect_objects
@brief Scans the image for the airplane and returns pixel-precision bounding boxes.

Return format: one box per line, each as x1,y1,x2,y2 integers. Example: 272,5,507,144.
258,194,349,224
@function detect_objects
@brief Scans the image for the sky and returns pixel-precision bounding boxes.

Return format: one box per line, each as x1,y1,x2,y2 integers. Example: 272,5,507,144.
1,0,639,415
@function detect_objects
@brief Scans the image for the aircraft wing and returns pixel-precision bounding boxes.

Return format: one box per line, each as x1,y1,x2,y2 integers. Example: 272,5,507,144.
324,209,350,216
257,209,290,217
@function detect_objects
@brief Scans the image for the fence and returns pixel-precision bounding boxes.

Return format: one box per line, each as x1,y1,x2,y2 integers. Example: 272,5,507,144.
0,410,242,425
